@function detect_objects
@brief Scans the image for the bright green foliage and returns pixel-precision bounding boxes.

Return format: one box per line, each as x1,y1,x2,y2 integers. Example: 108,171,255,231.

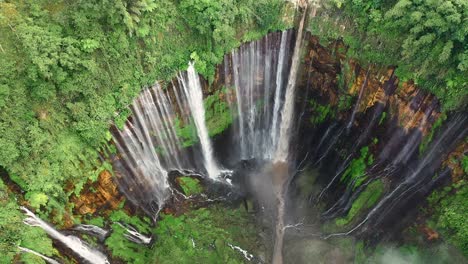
26,192,49,210
0,0,287,224
335,179,384,227
0,179,57,263
462,155,468,174
178,0,289,80
20,227,57,263
204,90,233,137
309,99,335,125
341,146,374,189
104,205,258,263
310,0,467,110
86,216,105,228
105,210,154,264
174,117,198,147
427,175,468,256
178,177,203,196
153,205,258,264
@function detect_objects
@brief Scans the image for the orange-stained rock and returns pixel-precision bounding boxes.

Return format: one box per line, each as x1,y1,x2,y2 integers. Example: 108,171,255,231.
302,34,442,137
421,225,439,241
71,170,124,216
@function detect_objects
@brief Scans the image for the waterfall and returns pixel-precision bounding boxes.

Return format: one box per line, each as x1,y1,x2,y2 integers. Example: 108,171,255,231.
21,207,109,264
274,7,307,162
177,62,221,179
19,247,60,264
117,222,152,245
323,114,467,238
114,28,301,209
270,31,289,158
112,84,177,216
73,224,109,241
226,30,294,160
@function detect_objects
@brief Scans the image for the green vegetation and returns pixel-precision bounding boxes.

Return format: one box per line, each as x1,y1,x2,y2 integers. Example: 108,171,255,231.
0,0,289,260
178,177,203,196
335,179,384,227
311,0,467,110
0,0,289,224
309,99,335,125
174,117,198,148
204,89,233,137
419,113,447,154
153,205,258,264
105,210,154,263
175,88,234,147
103,204,258,264
378,112,386,125
427,156,468,256
341,146,374,189
336,60,355,112
0,179,57,263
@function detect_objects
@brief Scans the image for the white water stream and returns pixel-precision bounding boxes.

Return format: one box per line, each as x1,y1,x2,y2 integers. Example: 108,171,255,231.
21,207,109,264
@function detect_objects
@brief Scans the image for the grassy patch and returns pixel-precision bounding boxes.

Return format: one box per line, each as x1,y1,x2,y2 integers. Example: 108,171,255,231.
309,99,335,125
335,179,384,227
177,177,203,196
104,204,258,264
419,114,446,155
204,90,233,137
340,146,374,189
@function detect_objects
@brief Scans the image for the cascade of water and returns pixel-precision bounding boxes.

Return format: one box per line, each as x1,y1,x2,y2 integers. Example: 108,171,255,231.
177,63,221,179
228,244,255,261
274,8,307,162
112,85,178,215
19,247,61,264
117,222,152,245
73,224,109,241
226,30,294,160
323,114,467,239
21,207,109,264
270,31,289,158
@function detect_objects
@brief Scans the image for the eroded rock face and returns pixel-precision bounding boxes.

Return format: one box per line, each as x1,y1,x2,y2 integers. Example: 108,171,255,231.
72,170,124,215
299,33,441,137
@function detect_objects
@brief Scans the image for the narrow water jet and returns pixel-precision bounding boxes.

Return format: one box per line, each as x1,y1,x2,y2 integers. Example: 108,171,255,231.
323,114,467,239
21,207,109,264
73,224,109,242
177,63,221,179
346,68,370,130
275,6,307,162
270,31,289,158
19,246,61,264
117,222,152,245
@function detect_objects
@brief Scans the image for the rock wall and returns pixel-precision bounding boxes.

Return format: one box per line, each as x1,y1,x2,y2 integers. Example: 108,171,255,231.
72,170,124,216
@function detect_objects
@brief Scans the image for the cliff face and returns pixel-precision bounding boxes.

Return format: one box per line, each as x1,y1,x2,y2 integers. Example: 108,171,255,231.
299,34,441,136
104,28,465,243
72,170,124,216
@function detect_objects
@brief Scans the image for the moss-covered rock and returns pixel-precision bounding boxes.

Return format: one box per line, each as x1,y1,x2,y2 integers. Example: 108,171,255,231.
335,179,384,227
